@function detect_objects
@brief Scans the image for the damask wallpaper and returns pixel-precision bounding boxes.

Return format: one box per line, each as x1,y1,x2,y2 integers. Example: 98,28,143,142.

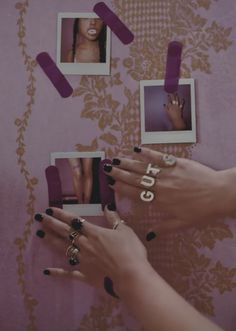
1,0,236,330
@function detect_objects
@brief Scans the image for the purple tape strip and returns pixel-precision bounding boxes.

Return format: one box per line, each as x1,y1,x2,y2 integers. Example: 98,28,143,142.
94,2,134,45
164,41,183,94
99,159,115,211
45,166,63,209
36,52,73,98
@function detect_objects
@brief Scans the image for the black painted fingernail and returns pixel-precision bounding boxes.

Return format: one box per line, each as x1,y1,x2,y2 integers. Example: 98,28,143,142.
163,104,166,107
133,146,141,153
71,218,83,231
112,158,120,166
103,164,112,173
45,208,53,216
34,213,43,222
36,230,45,238
146,232,156,241
104,277,119,299
107,202,116,211
43,269,50,275
107,176,115,186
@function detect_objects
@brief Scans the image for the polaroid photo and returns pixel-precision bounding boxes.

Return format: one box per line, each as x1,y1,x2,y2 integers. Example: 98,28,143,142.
57,12,111,75
50,151,105,216
140,78,196,144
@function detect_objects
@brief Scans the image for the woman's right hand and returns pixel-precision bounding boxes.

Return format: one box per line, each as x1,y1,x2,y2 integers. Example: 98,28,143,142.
104,147,236,234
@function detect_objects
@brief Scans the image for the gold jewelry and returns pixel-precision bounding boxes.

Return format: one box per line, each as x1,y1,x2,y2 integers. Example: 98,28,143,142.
66,245,80,265
172,100,178,105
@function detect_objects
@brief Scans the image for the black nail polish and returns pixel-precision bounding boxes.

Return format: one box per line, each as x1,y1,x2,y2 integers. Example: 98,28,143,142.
107,176,115,186
133,146,141,153
112,158,120,166
163,103,166,107
103,164,112,173
34,213,43,222
71,218,83,231
104,277,119,299
45,208,53,216
43,269,50,275
36,230,45,238
107,202,116,211
146,232,156,242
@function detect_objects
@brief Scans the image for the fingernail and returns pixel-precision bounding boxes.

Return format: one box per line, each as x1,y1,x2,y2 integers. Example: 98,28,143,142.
104,276,119,299
146,232,156,241
36,230,45,238
112,158,120,166
43,269,50,275
71,218,83,231
45,208,53,216
107,202,116,211
34,213,43,222
107,176,115,186
133,146,141,153
103,164,112,173
163,104,166,107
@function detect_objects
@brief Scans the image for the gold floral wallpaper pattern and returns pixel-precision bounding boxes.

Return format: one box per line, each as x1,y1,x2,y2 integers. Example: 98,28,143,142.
14,0,235,330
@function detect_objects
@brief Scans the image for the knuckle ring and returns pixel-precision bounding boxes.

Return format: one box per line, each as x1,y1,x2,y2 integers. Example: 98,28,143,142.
140,163,161,203
71,218,86,233
162,154,177,167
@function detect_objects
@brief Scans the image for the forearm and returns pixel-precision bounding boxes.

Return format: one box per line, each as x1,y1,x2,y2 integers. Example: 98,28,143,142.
117,264,223,331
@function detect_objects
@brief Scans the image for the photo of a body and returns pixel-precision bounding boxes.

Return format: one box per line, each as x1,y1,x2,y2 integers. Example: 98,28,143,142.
57,13,111,75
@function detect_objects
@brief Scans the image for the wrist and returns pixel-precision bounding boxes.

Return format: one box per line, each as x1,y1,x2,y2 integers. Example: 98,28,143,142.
219,168,236,218
114,261,155,297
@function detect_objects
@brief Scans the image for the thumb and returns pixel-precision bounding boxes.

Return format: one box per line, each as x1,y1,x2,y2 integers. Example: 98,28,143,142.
146,218,189,241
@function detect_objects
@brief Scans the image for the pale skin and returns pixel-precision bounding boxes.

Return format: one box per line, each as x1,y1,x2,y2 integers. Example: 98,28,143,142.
67,18,104,63
103,147,236,234
165,93,186,130
36,207,223,331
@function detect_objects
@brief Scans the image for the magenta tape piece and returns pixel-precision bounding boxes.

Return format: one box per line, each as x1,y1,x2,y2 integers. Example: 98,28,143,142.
164,41,183,94
45,166,63,208
94,2,134,45
99,159,115,211
36,52,73,98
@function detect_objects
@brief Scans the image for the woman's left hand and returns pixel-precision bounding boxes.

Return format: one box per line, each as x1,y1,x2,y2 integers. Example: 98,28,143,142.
35,206,148,294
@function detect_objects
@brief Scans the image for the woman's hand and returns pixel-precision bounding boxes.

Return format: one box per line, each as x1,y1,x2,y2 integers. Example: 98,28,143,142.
165,93,186,130
35,205,148,294
104,147,236,234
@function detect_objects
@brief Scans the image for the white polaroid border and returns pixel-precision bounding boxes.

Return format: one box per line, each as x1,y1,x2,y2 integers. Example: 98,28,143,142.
140,78,196,144
57,12,111,75
50,151,105,216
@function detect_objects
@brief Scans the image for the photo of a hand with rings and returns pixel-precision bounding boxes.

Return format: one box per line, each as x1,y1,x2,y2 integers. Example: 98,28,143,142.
164,93,186,130
103,146,234,235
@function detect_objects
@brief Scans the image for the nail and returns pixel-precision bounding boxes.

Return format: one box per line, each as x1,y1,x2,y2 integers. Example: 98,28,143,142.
103,164,112,173
133,146,141,153
107,176,115,186
36,230,45,238
146,232,156,241
45,208,53,216
112,158,120,166
107,202,116,211
34,213,43,222
163,103,166,107
71,218,83,231
104,276,119,299
43,269,50,275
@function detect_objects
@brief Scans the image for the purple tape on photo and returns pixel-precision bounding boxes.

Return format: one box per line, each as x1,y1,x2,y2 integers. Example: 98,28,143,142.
36,52,73,98
94,2,134,45
45,166,63,209
99,159,115,211
164,41,183,94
